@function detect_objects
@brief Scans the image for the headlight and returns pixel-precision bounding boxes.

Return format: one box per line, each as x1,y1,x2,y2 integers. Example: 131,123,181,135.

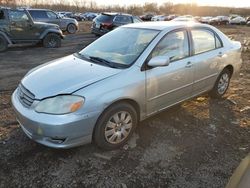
35,95,84,115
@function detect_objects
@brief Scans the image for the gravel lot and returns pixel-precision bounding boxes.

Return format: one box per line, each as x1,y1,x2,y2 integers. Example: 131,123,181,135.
0,22,249,188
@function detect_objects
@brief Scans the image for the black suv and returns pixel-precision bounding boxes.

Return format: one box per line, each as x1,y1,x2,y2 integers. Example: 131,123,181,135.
0,8,64,52
91,13,142,36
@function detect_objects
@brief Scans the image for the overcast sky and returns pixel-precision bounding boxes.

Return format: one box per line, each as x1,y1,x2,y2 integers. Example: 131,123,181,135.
88,0,250,8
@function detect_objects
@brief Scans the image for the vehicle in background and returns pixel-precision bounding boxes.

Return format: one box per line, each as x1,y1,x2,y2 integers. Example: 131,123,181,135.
172,16,197,22
230,16,246,25
164,14,178,21
140,13,155,21
12,21,242,150
27,9,79,34
209,16,230,25
247,21,250,26
200,16,213,24
81,12,98,21
151,15,166,21
91,12,142,36
0,8,63,52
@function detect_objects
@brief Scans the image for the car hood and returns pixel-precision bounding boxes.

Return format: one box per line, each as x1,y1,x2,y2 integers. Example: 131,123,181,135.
21,55,122,100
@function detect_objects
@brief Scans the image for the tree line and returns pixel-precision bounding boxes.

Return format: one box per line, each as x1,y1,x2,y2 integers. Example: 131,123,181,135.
1,0,250,16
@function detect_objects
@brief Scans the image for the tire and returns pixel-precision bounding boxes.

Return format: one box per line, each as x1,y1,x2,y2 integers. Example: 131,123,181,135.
67,23,77,34
43,33,61,48
210,68,232,98
94,102,138,150
0,35,8,52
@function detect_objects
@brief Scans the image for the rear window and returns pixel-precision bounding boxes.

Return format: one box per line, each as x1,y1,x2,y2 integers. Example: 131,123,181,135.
29,10,48,19
96,14,114,22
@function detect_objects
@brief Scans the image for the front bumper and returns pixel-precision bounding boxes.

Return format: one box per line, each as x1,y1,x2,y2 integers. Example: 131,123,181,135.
11,89,101,149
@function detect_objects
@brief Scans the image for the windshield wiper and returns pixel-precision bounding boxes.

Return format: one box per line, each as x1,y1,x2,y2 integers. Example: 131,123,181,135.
74,52,90,61
89,56,118,68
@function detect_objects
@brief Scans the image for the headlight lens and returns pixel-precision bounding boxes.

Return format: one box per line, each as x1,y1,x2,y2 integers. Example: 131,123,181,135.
35,95,84,115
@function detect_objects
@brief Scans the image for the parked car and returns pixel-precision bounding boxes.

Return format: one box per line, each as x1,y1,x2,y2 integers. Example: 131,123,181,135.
27,9,79,34
81,12,98,21
247,21,250,26
0,8,63,52
230,16,246,25
226,153,250,188
200,16,213,24
91,12,142,36
172,16,197,22
140,13,155,21
209,16,230,25
164,14,178,21
151,15,166,21
12,22,242,150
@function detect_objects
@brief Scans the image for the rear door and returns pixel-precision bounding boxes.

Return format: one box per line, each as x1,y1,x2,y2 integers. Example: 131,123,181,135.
190,28,223,95
146,29,194,115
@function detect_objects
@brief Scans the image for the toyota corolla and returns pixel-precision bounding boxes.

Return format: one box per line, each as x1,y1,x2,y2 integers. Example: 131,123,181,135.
12,21,242,149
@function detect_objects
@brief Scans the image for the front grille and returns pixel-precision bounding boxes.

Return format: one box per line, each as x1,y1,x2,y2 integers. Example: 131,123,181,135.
18,84,35,108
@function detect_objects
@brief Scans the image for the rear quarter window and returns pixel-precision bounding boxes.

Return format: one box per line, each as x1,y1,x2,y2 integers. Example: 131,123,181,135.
29,10,48,20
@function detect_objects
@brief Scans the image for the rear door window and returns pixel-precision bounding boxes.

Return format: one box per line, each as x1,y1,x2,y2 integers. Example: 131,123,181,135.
29,10,48,20
114,16,132,24
191,29,222,55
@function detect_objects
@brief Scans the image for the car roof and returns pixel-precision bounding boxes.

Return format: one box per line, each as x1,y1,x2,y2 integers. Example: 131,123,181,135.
27,8,51,11
123,21,208,31
101,12,132,17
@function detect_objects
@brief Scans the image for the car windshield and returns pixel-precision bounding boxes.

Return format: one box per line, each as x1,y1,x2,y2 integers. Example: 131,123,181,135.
78,27,159,68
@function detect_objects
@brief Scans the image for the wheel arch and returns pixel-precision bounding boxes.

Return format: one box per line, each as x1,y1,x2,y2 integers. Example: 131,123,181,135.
91,98,141,141
40,29,64,40
223,64,234,76
0,31,12,44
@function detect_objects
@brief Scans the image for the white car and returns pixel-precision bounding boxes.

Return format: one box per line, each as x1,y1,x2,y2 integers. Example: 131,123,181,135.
151,15,166,21
12,21,242,149
230,16,246,25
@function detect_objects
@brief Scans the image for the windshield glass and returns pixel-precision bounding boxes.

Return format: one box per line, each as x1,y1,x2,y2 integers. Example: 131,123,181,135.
79,27,159,67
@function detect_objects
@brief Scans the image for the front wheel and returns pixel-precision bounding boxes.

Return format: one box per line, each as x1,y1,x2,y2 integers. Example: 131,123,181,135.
43,33,61,48
94,103,138,150
210,69,232,98
67,24,77,34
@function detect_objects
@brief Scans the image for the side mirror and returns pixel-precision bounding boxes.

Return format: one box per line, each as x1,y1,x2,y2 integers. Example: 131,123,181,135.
148,56,170,67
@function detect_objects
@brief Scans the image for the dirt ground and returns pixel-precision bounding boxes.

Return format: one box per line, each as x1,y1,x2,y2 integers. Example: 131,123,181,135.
0,22,249,188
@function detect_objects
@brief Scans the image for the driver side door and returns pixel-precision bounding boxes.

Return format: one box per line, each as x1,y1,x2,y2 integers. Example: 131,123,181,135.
146,29,194,116
8,10,34,40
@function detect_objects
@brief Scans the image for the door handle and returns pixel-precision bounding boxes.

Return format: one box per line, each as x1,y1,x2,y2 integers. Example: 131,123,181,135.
185,61,192,68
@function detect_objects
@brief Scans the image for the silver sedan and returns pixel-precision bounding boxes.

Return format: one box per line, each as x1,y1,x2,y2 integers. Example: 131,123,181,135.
12,21,242,149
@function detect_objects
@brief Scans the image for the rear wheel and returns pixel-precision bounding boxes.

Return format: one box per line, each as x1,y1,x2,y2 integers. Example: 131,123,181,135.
0,35,8,52
210,68,232,98
94,102,137,150
67,24,77,34
43,33,61,48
